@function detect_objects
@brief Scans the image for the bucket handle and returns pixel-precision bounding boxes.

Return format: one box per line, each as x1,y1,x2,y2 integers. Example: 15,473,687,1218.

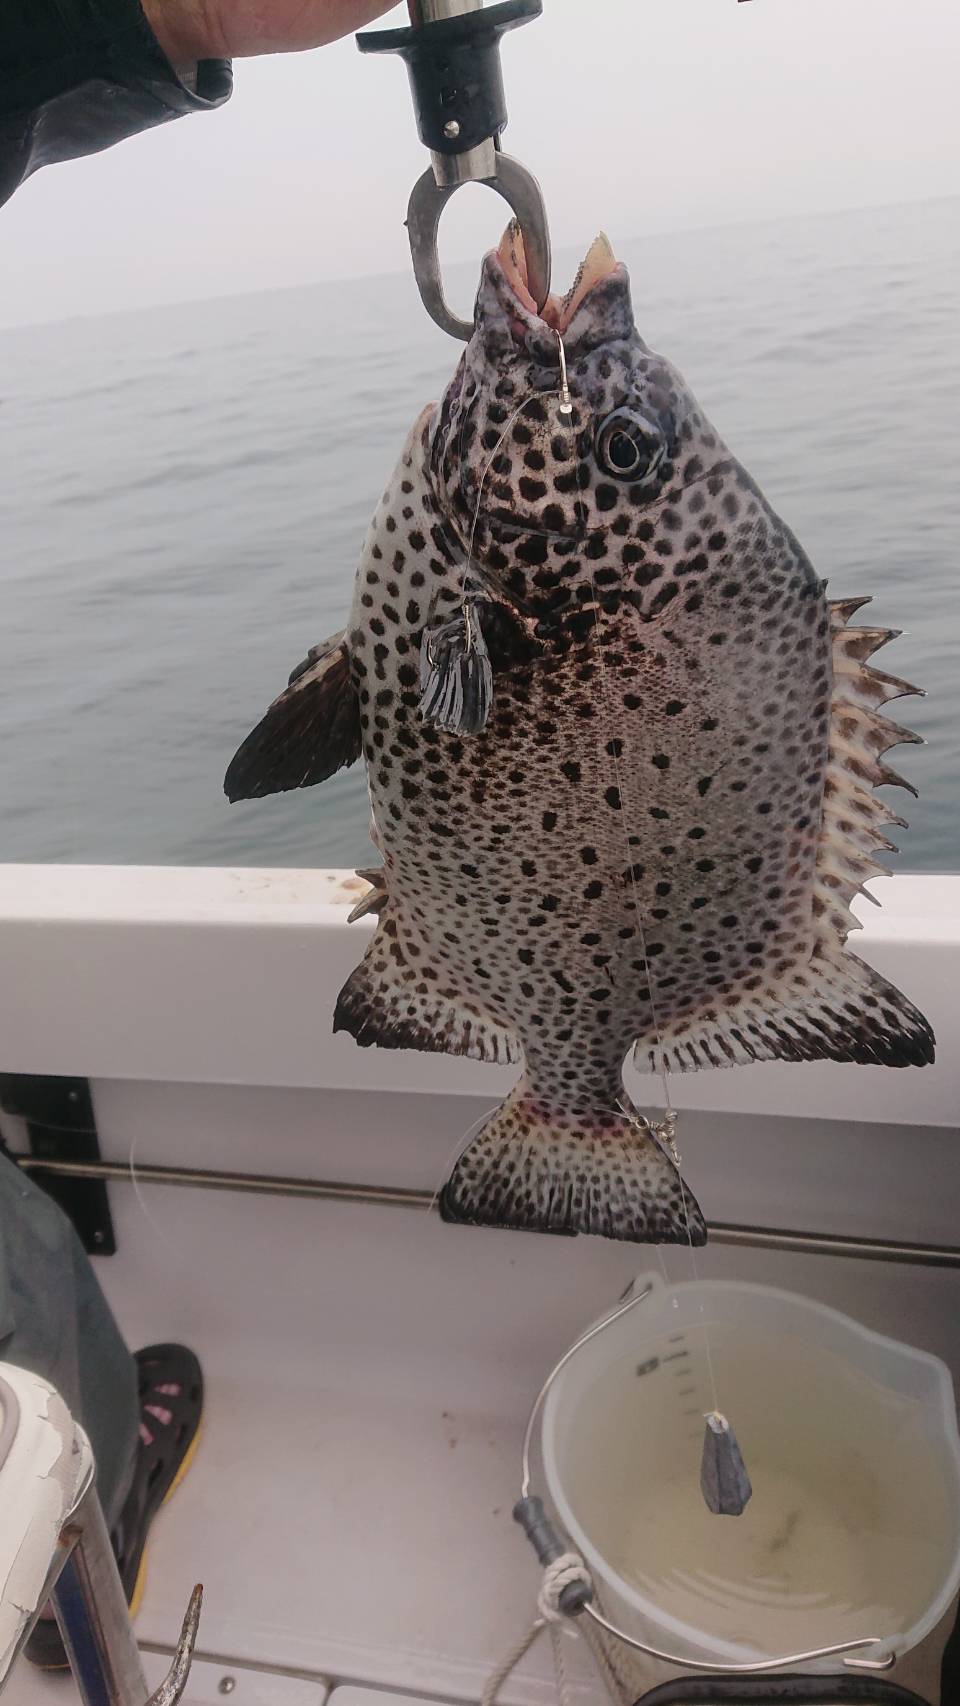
518,1277,897,1676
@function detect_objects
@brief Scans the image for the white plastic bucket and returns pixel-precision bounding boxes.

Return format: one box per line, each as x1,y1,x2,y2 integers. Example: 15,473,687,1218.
542,1275,960,1673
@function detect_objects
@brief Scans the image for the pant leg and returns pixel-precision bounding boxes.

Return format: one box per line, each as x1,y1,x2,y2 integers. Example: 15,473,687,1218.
0,1152,138,1529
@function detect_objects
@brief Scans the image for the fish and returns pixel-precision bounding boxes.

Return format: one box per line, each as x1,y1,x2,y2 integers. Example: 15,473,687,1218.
225,228,934,1246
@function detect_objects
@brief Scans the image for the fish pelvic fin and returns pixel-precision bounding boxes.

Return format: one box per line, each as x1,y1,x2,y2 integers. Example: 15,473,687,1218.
439,1085,706,1245
224,629,360,802
637,945,934,1073
334,917,521,1065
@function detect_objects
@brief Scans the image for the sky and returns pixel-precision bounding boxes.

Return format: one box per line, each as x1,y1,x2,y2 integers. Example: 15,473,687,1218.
0,0,956,328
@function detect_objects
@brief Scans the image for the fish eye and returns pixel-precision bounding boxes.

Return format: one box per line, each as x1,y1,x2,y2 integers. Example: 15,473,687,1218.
595,410,665,482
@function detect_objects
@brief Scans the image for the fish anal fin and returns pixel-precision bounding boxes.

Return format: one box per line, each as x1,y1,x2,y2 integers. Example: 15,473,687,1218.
439,1085,706,1244
225,629,360,802
639,950,934,1073
334,918,520,1065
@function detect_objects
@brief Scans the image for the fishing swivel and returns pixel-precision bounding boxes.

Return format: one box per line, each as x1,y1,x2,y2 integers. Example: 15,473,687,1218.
357,0,552,340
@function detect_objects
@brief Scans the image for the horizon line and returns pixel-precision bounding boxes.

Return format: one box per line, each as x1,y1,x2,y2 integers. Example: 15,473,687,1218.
0,187,955,338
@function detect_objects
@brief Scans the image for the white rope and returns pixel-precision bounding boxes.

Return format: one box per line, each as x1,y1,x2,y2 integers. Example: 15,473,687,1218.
549,1622,572,1706
480,1620,545,1706
481,1556,594,1706
537,1553,592,1624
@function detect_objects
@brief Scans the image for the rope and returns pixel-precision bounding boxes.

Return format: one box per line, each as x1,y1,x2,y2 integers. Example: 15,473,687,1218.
538,1554,592,1623
481,1556,595,1706
481,1620,545,1706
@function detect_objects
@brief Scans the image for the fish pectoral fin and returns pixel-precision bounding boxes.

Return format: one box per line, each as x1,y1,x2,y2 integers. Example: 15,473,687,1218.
224,629,360,802
333,921,521,1066
439,1086,705,1245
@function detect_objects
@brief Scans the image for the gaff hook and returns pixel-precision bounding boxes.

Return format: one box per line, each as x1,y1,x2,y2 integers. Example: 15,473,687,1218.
358,0,552,340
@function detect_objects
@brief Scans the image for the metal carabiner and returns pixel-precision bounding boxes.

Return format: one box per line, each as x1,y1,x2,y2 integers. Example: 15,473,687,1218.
358,0,552,340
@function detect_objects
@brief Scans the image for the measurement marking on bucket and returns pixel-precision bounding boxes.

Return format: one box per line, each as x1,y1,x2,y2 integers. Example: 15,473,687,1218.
661,1351,690,1364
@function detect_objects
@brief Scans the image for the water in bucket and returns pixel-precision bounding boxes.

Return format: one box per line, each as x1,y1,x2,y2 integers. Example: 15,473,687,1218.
542,1277,960,1671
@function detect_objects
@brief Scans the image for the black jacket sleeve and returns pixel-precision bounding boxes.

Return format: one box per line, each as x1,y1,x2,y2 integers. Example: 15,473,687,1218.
0,1,231,210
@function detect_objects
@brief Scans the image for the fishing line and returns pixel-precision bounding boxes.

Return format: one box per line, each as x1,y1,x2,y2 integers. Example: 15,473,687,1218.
457,341,678,1130
422,380,567,733
457,337,677,1125
465,383,565,569
585,555,723,1423
441,332,746,1498
127,1127,195,1266
427,1100,505,1215
583,560,723,1419
535,330,729,1438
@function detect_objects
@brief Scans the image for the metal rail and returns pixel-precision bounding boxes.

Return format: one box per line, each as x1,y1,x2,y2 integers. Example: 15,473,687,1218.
12,1154,960,1268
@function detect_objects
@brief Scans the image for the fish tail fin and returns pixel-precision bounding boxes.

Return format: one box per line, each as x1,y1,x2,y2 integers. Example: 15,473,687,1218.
439,1085,706,1245
644,947,934,1073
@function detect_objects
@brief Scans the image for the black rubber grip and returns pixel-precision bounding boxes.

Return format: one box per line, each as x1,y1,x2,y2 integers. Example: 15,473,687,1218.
512,1496,593,1614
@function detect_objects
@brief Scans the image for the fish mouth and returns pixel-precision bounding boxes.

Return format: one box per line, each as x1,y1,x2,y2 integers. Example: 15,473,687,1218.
495,226,623,333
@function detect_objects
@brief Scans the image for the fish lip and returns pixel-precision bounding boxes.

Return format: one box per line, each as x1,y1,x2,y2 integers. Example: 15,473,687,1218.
490,227,624,337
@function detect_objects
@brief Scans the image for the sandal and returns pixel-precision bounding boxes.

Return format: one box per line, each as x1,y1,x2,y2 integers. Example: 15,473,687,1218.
25,1343,203,1669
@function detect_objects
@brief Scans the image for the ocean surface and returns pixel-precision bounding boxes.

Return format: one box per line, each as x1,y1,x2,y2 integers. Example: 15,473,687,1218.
0,196,956,872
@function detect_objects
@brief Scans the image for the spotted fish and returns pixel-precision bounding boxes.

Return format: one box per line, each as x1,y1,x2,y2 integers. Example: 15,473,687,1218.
226,230,933,1245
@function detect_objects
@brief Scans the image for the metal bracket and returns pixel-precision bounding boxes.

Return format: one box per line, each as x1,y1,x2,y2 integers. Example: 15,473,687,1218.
0,1075,115,1255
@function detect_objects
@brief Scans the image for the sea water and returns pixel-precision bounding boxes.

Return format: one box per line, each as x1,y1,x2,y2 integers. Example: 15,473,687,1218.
0,197,956,869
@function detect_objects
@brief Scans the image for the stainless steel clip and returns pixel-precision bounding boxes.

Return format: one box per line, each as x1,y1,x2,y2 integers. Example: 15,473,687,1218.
358,0,552,340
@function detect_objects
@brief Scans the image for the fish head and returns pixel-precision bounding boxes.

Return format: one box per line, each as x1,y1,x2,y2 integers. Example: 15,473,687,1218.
429,227,733,605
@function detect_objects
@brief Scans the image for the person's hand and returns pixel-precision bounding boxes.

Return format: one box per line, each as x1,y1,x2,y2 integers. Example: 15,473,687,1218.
142,0,393,68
